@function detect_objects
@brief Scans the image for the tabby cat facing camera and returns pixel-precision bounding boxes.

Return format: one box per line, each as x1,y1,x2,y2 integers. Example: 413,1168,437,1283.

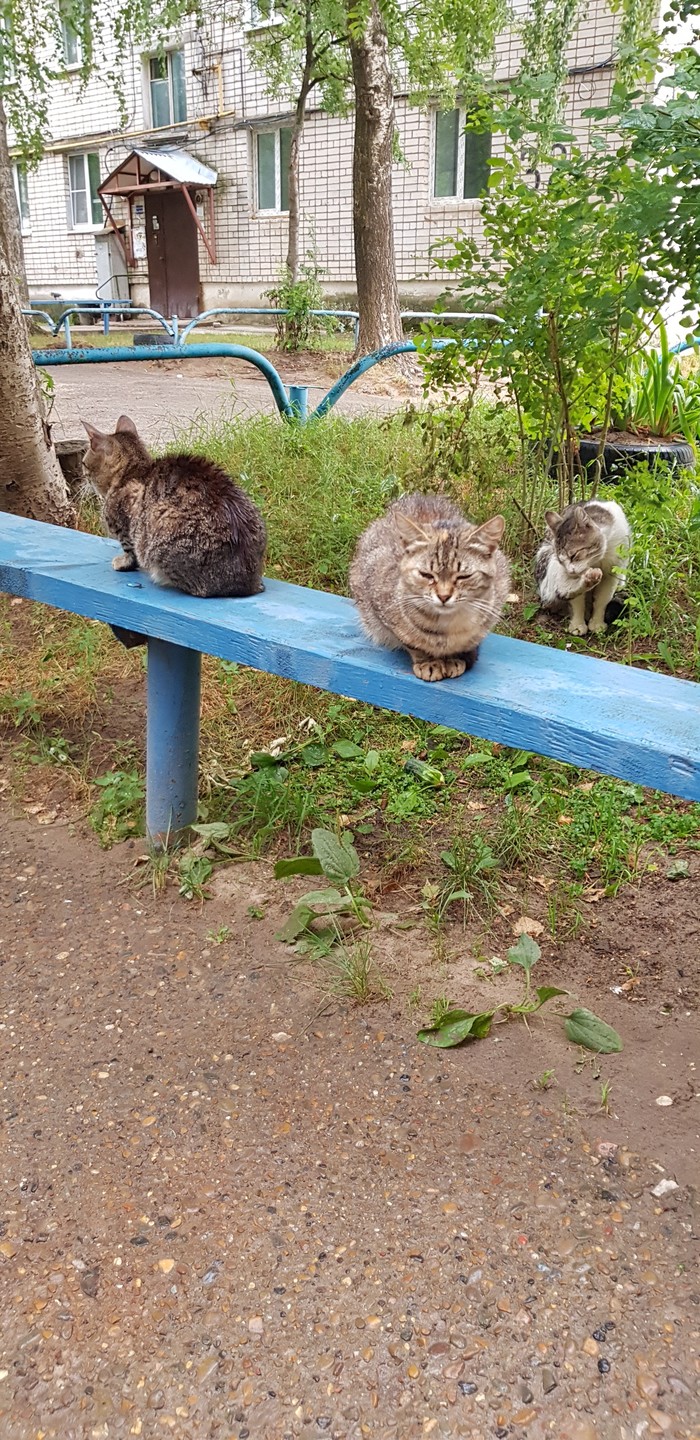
535,500,630,636
350,493,511,681
83,415,266,598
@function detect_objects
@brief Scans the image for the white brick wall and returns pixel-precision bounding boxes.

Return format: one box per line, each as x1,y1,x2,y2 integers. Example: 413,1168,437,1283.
14,0,623,307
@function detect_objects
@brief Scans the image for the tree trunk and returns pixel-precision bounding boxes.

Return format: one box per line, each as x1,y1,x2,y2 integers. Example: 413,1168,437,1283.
286,88,309,283
0,104,73,524
285,24,315,285
347,0,404,357
0,98,28,307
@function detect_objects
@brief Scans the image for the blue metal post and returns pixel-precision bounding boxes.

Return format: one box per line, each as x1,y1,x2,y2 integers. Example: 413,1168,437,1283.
63,315,72,349
288,384,309,421
103,308,110,336
146,638,201,844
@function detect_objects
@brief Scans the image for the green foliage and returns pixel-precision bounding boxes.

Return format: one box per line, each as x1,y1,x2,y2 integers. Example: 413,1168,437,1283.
615,322,700,443
419,8,700,517
1,0,202,159
265,253,336,352
89,769,144,846
178,852,213,900
418,934,622,1052
275,827,372,955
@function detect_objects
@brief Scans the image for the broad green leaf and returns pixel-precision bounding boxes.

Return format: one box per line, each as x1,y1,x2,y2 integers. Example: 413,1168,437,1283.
276,904,314,943
508,934,541,972
298,887,345,906
190,822,232,843
274,856,324,879
564,1008,623,1053
440,849,456,870
504,771,532,790
364,749,380,772
535,985,569,1005
462,752,493,767
666,858,689,880
249,750,284,769
333,740,364,759
301,743,327,768
418,1009,494,1048
348,776,379,794
311,828,360,884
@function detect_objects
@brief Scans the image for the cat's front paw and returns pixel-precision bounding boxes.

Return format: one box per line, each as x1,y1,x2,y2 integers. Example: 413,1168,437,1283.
588,616,607,634
413,656,467,682
568,619,588,636
582,567,603,590
112,552,137,572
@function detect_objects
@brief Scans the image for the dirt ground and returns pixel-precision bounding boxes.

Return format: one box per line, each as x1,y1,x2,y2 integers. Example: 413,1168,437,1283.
46,353,416,447
1,785,698,1440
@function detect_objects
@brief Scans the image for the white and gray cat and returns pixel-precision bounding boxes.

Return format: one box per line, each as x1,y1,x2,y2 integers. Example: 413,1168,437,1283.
349,493,511,681
535,500,630,636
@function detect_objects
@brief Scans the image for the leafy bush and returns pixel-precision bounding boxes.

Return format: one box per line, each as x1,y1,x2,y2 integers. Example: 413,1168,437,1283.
266,252,336,352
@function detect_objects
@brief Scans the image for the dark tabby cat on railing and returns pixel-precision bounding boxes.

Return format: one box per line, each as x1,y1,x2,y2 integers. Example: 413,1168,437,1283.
83,415,266,598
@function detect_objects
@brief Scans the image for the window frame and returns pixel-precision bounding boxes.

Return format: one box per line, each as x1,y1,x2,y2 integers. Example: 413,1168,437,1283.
68,151,103,231
146,47,187,129
431,107,492,205
245,0,282,31
255,125,292,215
12,163,30,234
60,14,82,70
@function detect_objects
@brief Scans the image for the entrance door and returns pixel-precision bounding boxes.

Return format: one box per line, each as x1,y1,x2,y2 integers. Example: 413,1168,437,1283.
145,190,200,319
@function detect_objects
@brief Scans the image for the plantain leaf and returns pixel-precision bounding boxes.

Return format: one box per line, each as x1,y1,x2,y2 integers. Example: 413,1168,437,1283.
311,828,360,883
508,934,541,973
418,1009,494,1048
564,1008,623,1053
274,856,324,879
535,985,569,1005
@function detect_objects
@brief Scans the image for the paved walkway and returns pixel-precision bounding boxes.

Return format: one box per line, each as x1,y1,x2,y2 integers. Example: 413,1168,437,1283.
46,354,411,446
0,805,698,1440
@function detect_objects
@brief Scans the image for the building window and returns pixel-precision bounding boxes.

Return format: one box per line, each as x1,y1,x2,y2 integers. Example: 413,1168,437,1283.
68,152,102,228
256,127,291,213
247,0,280,27
148,49,187,127
433,109,492,201
60,4,82,68
13,163,30,233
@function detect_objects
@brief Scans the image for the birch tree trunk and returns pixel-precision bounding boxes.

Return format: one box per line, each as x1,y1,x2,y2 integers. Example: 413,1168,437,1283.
347,0,404,357
0,100,73,524
285,69,312,283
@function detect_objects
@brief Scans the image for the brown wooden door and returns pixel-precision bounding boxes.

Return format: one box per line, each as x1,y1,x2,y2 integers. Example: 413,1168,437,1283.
145,190,200,319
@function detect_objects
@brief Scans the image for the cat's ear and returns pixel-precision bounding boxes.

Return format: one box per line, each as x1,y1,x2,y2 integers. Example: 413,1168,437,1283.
81,419,109,450
394,511,429,547
545,510,562,533
115,414,139,436
471,514,505,552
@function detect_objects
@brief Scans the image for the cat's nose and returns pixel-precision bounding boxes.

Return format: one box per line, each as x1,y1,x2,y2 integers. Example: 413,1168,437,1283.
436,590,452,605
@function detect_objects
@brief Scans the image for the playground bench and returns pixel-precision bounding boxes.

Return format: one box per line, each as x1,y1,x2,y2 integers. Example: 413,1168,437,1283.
1,513,699,841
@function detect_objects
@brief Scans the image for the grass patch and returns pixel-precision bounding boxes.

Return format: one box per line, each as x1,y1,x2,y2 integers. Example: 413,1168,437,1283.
32,328,355,356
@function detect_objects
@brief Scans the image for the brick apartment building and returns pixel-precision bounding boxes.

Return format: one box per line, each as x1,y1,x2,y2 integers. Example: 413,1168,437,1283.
10,0,623,318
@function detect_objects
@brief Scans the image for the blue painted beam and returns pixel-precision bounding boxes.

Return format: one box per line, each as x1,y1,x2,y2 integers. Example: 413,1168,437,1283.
1,514,699,802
